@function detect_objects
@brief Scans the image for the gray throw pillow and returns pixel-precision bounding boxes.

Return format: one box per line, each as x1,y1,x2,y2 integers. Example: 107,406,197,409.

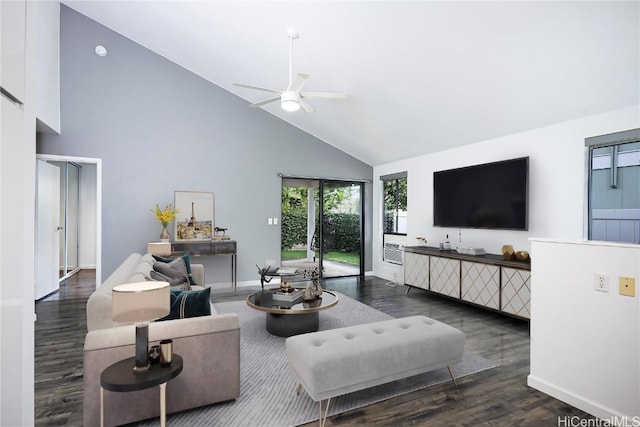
151,258,191,290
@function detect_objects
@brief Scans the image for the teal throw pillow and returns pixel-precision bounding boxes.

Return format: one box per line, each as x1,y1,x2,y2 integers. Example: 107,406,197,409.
153,253,197,286
159,287,211,321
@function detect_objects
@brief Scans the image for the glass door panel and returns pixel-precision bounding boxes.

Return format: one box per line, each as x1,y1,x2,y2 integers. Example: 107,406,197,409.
280,179,320,274
320,181,362,278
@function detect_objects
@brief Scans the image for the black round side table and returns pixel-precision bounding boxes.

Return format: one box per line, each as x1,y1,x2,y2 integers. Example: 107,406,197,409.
100,354,183,427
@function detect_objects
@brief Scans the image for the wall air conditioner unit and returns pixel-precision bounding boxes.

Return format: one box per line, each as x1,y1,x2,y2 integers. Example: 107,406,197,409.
383,243,404,265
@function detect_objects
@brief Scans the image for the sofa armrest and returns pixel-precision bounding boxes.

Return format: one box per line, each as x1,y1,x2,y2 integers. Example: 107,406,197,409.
191,263,205,286
83,313,240,426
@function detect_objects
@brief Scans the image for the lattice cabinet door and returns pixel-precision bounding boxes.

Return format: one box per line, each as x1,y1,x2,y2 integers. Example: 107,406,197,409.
461,261,500,310
430,257,460,298
501,267,531,319
404,252,429,290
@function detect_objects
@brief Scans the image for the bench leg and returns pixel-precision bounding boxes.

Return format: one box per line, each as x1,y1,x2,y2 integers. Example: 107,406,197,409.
447,365,457,387
295,383,302,395
405,286,411,295
318,398,331,427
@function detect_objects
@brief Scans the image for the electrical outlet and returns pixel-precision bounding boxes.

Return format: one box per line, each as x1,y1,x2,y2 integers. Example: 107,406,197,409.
619,276,636,297
268,218,273,225
594,273,609,292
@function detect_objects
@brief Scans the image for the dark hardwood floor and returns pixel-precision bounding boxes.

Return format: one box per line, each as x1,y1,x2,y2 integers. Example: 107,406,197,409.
35,273,594,426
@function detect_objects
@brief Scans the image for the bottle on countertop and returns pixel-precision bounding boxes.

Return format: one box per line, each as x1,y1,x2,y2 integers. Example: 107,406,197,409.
443,234,451,251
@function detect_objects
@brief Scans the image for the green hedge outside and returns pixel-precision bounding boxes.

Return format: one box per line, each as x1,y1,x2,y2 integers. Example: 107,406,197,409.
281,210,360,253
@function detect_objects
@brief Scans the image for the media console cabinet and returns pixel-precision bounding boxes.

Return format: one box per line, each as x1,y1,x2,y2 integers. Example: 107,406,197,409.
404,246,531,319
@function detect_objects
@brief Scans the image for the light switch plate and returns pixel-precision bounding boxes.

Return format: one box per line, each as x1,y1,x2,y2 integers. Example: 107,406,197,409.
619,276,636,297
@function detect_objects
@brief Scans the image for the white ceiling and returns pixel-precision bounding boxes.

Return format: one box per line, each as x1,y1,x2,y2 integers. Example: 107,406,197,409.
62,1,639,166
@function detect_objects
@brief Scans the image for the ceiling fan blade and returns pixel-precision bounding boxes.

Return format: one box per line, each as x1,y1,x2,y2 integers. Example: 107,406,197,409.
249,96,281,108
302,91,349,99
287,73,310,92
299,100,315,113
233,83,281,94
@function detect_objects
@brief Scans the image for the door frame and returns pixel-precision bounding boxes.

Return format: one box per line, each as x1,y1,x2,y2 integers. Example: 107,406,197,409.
281,176,365,278
318,179,365,278
35,160,61,299
36,154,103,288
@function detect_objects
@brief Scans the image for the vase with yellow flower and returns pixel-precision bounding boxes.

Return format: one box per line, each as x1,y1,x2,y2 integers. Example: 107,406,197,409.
152,204,179,242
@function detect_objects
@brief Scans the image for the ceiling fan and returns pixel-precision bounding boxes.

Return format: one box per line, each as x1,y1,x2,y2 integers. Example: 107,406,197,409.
233,30,349,113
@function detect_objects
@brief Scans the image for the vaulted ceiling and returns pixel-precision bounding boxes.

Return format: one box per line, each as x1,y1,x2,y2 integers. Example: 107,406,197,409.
62,1,639,166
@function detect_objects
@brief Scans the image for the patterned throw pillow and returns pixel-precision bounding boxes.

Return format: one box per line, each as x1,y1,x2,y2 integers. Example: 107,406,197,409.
158,287,211,321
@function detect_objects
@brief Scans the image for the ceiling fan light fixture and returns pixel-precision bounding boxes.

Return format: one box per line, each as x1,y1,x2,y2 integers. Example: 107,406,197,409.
281,90,300,112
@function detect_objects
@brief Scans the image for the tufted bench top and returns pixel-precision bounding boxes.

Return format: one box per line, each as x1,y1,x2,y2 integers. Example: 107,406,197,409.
286,315,465,402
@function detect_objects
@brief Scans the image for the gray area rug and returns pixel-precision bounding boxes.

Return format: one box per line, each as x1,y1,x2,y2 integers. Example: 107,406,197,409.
141,292,496,426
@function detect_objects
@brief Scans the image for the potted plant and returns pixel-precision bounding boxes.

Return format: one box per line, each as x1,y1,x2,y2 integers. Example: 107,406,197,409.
152,204,179,241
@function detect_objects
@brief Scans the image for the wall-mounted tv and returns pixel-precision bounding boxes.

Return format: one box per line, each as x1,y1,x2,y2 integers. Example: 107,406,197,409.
433,157,529,230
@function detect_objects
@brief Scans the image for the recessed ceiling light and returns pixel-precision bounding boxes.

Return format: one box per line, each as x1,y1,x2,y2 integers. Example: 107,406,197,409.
95,45,108,57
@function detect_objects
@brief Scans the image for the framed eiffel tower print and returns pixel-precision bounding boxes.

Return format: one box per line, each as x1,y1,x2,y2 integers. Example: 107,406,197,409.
174,191,215,241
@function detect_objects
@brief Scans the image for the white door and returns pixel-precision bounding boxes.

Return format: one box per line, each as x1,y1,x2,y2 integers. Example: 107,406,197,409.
35,160,60,300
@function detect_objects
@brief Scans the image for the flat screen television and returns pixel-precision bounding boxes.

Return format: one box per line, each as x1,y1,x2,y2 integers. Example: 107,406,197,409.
433,157,529,230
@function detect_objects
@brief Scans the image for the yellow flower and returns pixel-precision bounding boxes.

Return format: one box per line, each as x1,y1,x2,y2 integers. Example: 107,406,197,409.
152,204,179,228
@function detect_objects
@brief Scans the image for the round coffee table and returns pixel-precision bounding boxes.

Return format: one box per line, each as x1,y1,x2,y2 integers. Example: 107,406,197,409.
246,288,339,337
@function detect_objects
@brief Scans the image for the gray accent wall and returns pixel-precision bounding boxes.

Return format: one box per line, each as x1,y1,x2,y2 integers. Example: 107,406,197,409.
38,6,373,283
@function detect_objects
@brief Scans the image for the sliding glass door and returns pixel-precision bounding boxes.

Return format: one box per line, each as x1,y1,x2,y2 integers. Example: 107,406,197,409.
319,181,362,278
281,178,364,279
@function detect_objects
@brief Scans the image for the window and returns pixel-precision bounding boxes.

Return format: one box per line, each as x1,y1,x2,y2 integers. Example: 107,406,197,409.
586,129,640,244
381,172,407,234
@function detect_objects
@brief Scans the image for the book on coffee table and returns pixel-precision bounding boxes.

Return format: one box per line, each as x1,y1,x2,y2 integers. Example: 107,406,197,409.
272,289,304,303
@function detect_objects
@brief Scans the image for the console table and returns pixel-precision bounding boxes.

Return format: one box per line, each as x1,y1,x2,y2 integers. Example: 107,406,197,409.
404,246,531,319
171,240,237,290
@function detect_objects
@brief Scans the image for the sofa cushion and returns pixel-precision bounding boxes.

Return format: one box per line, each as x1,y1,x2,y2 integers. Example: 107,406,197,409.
151,258,191,290
153,253,198,286
160,287,211,321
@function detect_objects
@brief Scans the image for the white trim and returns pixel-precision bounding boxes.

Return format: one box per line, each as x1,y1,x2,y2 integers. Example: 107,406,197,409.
36,154,102,288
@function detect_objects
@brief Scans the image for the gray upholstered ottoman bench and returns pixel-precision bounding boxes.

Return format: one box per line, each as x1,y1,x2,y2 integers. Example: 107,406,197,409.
286,315,465,426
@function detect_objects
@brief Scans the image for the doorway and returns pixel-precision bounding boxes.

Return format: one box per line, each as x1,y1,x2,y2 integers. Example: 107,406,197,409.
281,178,364,279
35,154,102,299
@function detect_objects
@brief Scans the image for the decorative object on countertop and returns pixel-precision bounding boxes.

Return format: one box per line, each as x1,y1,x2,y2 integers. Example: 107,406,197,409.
443,234,451,251
303,266,322,297
148,345,161,365
515,251,530,262
502,245,530,262
112,281,170,372
416,236,427,245
152,204,179,242
160,339,173,367
303,283,316,301
502,245,515,260
280,280,294,293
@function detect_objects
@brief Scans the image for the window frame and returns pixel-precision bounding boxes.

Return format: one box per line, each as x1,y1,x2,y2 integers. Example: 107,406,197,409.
585,128,640,242
381,172,407,236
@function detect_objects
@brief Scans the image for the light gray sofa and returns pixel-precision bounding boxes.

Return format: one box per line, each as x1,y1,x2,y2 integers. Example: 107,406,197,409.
83,253,240,426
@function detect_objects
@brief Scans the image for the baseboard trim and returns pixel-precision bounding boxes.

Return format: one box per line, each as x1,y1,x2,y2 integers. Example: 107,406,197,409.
527,375,635,421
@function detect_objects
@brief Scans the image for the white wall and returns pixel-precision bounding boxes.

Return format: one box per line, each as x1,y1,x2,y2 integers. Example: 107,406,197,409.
0,1,37,424
528,238,639,420
372,105,640,282
35,0,60,133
